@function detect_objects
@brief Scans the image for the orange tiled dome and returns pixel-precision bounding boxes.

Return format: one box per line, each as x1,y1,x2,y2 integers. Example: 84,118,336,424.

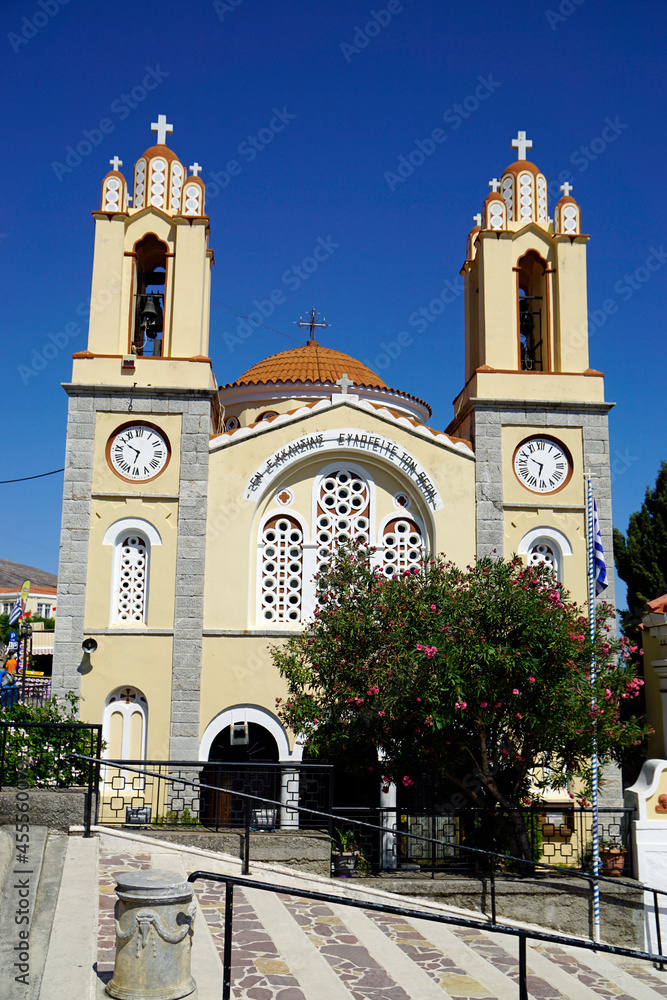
234,341,388,389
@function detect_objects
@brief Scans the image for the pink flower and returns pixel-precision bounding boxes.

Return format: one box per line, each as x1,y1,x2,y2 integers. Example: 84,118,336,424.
513,688,519,695
516,713,523,719
455,701,467,710
402,775,414,787
529,677,536,684
378,711,385,717
430,604,436,610
416,697,421,702
480,701,488,708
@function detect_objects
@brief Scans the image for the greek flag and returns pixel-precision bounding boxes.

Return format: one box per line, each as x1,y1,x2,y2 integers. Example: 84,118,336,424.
8,598,22,625
593,500,608,595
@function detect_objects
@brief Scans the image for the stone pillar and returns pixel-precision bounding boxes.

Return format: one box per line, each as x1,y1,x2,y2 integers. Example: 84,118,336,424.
380,780,398,870
107,869,197,1000
625,760,667,953
280,768,299,829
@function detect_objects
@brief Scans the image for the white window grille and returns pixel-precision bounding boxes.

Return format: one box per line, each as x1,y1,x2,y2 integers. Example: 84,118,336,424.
115,534,148,622
315,469,370,573
260,516,304,623
381,517,424,577
528,541,558,578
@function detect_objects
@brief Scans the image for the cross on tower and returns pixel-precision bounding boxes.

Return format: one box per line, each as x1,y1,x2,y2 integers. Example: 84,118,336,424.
560,180,573,196
489,178,500,192
109,155,123,171
189,162,202,177
511,130,533,160
473,213,482,227
294,307,330,343
335,373,354,395
151,114,173,146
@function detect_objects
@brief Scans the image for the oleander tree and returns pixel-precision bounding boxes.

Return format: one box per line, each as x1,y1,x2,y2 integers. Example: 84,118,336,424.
273,545,648,860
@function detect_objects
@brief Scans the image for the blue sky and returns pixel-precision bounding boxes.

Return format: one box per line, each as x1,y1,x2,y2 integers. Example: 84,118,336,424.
0,0,664,605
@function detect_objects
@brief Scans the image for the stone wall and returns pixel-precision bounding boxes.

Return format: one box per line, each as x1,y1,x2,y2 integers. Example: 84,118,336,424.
0,789,89,833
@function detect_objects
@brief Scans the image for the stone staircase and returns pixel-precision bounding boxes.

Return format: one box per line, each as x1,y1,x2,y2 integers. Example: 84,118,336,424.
4,824,667,999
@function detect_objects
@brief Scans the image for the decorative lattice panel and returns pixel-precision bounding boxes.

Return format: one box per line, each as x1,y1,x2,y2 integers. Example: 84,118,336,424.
537,174,548,223
519,171,534,223
260,516,304,622
501,174,514,218
529,542,557,577
316,469,370,573
382,518,424,577
117,535,148,622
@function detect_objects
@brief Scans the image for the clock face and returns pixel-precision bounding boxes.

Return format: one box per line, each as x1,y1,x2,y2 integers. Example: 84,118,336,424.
513,436,572,494
107,423,170,482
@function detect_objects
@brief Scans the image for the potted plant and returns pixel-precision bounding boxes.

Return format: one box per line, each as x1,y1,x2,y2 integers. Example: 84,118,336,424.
599,838,627,876
331,828,360,876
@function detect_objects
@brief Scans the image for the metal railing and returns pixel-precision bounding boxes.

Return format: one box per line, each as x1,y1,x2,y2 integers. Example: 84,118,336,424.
187,869,667,1000
1,721,102,837
75,753,667,952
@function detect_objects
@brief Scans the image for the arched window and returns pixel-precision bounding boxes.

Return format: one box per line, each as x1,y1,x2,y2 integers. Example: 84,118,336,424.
103,686,148,760
528,541,558,578
103,518,162,626
132,234,167,358
518,527,572,585
381,517,425,577
315,468,370,573
517,251,549,372
259,515,304,623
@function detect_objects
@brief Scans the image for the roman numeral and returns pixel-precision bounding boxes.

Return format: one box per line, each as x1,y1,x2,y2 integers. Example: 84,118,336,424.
121,461,131,473
135,428,144,437
150,458,159,469
154,450,163,458
131,467,140,477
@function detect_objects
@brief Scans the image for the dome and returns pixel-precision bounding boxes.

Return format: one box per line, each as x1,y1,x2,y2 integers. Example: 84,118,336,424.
232,341,389,389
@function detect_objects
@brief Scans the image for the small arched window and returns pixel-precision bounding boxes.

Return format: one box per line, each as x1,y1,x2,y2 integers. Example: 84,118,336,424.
259,515,304,623
381,517,425,577
132,234,167,358
103,518,162,626
518,527,572,586
517,251,548,372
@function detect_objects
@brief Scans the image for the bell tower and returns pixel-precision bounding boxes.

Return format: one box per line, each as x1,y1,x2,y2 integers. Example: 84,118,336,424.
447,132,614,607
53,117,218,760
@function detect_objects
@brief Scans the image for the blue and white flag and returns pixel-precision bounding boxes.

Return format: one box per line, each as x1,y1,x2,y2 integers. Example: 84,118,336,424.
593,500,608,595
8,598,22,625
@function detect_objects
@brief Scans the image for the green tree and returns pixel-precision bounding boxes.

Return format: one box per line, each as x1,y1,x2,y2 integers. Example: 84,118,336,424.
273,546,647,860
614,461,667,621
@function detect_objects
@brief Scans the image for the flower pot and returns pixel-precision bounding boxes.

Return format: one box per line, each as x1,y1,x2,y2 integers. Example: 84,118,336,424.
332,851,358,877
600,848,626,876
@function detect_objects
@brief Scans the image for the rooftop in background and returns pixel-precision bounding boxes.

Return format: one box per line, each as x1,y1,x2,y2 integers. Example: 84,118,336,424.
0,560,57,589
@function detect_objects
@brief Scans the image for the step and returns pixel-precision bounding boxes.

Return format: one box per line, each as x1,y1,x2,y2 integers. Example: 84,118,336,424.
94,833,667,1000
0,824,49,1000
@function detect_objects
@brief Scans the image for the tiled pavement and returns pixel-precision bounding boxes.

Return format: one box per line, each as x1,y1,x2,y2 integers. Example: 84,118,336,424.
95,832,667,1000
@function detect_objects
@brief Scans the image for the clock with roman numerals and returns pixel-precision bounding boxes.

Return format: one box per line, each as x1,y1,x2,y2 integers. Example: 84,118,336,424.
513,436,572,494
106,422,170,483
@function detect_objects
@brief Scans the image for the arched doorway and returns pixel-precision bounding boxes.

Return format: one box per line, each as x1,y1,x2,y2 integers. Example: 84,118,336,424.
201,722,280,829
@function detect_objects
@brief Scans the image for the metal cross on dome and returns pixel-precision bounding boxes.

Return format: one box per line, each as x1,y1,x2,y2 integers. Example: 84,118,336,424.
189,162,202,176
560,180,573,196
473,213,482,226
295,306,330,342
109,155,123,171
151,114,173,145
511,130,533,160
489,178,500,192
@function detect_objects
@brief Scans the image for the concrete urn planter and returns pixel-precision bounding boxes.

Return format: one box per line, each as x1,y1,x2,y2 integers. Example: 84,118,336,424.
332,851,359,876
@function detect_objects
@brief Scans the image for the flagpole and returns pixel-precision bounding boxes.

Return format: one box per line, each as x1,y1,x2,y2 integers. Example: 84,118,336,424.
586,472,601,944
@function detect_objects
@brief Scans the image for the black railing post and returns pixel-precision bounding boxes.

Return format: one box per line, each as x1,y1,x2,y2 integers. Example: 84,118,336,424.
654,890,664,969
490,867,497,925
243,798,251,875
518,935,528,1000
0,723,7,791
84,750,93,838
223,880,234,1000
431,812,436,879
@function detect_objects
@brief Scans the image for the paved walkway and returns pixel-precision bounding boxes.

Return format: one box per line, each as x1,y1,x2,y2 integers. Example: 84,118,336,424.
94,829,667,1000
5,825,667,999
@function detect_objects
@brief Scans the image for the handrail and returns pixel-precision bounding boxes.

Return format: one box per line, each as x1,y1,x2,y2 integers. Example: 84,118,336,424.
75,753,649,893
187,869,667,1000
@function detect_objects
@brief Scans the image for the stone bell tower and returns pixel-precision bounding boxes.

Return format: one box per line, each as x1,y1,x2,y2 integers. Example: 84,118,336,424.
447,132,614,607
53,116,218,759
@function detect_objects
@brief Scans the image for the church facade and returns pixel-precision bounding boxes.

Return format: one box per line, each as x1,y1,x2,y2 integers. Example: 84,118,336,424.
52,123,614,774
